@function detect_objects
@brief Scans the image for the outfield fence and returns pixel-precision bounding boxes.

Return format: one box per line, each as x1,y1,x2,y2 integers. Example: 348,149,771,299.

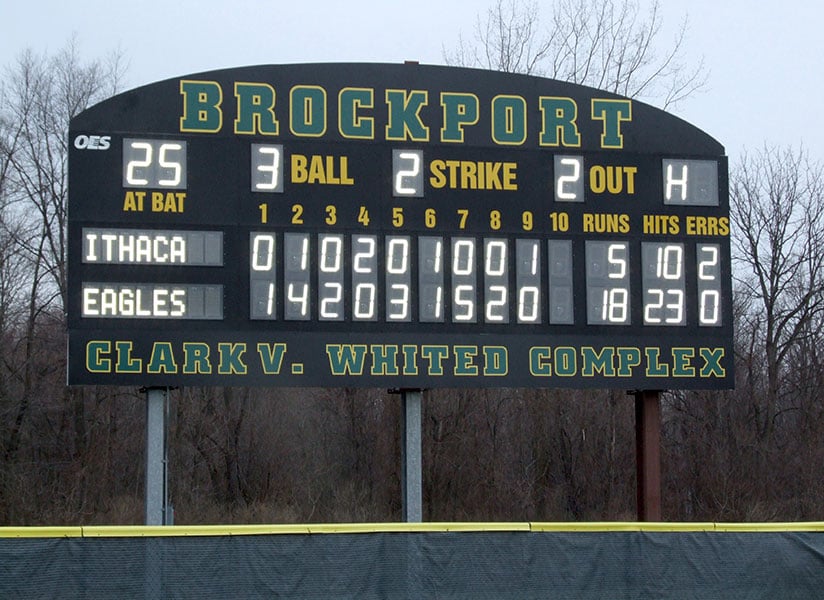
2,522,823,598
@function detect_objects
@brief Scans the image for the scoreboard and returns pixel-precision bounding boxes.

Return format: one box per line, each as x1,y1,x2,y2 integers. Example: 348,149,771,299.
67,63,733,389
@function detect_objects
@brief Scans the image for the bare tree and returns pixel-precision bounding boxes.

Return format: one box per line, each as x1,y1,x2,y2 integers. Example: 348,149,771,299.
730,145,824,441
0,115,10,199
2,38,124,310
656,147,824,522
444,0,553,75
0,39,125,521
444,0,707,109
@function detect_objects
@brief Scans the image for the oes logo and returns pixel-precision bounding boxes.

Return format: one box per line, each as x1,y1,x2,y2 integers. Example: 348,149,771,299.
73,134,111,150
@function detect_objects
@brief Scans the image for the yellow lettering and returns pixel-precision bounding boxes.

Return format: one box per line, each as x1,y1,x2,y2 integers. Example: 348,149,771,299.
427,160,517,190
687,216,729,236
151,191,185,212
589,165,636,194
123,191,143,212
292,154,308,183
429,159,447,188
290,154,354,185
308,155,325,183
643,215,680,235
583,213,630,233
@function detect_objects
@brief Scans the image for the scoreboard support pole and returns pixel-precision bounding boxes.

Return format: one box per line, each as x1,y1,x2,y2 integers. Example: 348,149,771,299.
400,389,423,522
145,387,171,526
634,390,662,521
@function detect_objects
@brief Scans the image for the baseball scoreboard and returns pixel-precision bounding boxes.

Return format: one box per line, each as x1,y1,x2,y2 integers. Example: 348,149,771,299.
68,63,733,388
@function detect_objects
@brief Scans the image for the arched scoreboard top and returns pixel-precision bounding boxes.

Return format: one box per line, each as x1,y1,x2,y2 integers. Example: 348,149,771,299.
70,63,723,153
68,62,733,389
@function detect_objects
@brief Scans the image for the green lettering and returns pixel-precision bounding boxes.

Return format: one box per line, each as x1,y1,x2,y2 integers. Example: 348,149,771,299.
218,342,247,375
591,98,632,149
554,346,577,376
454,345,478,376
183,343,211,375
491,95,527,145
87,341,111,373
234,82,278,135
179,80,222,132
700,347,726,378
529,346,552,377
539,96,581,147
420,345,448,376
257,343,287,375
645,347,669,377
440,92,479,143
290,86,326,137
616,347,642,377
581,346,615,377
385,89,429,141
339,88,374,139
147,342,178,374
672,347,695,377
326,344,367,375
371,345,399,376
483,346,508,376
401,345,418,376
115,341,142,373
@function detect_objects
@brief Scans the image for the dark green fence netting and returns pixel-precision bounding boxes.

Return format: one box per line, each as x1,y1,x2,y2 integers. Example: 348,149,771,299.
1,529,822,599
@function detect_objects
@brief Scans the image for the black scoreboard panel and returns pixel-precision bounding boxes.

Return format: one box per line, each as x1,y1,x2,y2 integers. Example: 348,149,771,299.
68,63,733,388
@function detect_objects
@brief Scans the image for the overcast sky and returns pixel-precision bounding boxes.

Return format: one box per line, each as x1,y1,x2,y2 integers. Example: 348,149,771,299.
2,0,821,163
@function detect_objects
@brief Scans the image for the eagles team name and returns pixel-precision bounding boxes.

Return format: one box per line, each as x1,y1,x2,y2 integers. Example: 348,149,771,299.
178,80,632,149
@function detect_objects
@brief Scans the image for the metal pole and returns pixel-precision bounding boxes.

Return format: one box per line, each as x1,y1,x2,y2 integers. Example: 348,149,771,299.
401,389,423,522
635,389,662,521
145,387,168,526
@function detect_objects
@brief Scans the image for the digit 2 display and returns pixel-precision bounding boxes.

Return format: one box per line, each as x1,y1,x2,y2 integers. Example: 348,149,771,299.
68,63,733,389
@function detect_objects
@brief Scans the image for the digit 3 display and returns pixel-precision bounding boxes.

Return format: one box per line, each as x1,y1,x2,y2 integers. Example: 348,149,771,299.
68,63,733,389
